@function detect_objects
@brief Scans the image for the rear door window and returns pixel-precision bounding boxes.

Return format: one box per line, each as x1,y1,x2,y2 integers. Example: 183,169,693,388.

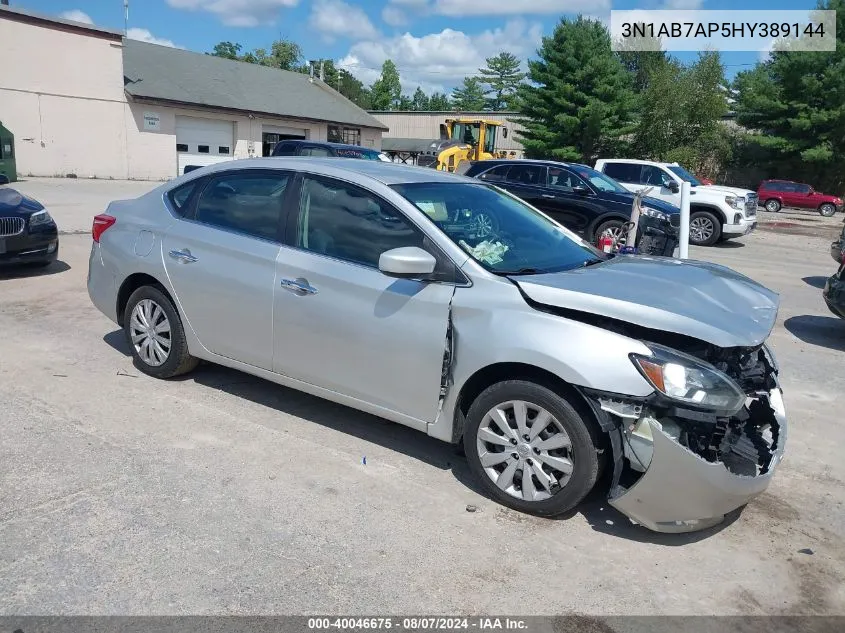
194,171,290,242
504,164,546,187
602,162,641,183
477,165,511,182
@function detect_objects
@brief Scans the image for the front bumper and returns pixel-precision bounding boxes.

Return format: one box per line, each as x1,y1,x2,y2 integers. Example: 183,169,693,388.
607,388,787,533
722,216,757,236
0,228,59,266
823,273,845,319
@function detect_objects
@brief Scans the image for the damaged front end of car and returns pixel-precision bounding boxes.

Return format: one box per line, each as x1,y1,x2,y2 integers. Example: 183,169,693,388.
582,340,786,533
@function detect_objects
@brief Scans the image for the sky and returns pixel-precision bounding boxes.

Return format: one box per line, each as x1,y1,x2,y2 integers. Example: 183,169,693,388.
13,0,824,96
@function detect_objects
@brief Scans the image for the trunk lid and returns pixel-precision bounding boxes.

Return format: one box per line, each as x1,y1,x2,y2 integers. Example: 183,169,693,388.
512,256,779,348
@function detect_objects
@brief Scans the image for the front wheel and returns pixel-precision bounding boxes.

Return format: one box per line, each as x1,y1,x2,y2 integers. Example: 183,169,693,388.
124,285,199,379
688,211,722,246
593,219,627,251
819,203,837,217
765,199,781,213
463,381,601,517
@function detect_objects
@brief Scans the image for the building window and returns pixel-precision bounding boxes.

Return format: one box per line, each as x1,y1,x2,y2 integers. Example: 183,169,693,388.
219,146,230,155
198,145,210,154
327,125,342,143
342,128,360,145
176,143,188,152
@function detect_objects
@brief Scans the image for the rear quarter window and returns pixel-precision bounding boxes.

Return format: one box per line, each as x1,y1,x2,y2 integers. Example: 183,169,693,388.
167,180,199,216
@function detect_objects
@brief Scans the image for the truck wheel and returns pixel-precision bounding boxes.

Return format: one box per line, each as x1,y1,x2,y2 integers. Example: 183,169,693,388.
689,211,722,247
765,199,781,213
819,203,837,217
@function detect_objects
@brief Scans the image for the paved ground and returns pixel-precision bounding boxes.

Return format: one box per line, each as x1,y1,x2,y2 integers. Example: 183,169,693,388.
0,179,844,616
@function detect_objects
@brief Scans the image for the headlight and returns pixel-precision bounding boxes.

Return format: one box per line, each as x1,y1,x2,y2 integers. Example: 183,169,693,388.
29,210,54,226
630,344,746,416
639,206,671,222
725,196,746,210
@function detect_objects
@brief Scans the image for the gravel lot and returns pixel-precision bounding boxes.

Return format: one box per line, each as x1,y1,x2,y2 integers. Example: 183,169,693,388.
1,178,844,616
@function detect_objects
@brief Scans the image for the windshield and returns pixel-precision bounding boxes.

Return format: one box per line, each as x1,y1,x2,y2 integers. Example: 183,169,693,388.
668,165,702,186
391,182,604,274
569,165,629,194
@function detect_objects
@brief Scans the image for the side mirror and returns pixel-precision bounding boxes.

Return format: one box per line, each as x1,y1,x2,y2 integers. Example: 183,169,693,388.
572,185,590,195
502,127,509,138
378,246,437,278
664,179,680,194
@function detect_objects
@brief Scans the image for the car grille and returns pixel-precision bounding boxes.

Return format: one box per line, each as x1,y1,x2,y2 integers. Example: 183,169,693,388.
0,217,25,237
745,194,758,217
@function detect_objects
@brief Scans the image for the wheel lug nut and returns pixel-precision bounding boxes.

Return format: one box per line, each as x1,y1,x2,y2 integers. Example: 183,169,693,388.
510,438,518,445
522,434,530,441
511,452,519,460
533,447,541,455
526,459,533,466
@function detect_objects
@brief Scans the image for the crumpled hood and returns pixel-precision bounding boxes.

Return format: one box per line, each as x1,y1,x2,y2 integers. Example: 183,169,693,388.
513,256,779,348
698,184,755,198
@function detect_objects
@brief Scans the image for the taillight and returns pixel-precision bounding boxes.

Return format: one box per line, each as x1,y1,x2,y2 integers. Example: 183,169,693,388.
92,214,116,242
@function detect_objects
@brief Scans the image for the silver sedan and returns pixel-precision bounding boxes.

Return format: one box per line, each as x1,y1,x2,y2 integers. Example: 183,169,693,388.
88,158,787,533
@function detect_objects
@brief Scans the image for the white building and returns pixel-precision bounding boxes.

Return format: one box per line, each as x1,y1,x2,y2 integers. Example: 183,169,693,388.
0,5,387,181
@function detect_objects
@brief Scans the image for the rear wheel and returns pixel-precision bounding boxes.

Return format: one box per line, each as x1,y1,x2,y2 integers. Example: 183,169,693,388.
765,199,781,213
689,210,722,246
463,380,601,517
819,203,837,217
124,285,198,379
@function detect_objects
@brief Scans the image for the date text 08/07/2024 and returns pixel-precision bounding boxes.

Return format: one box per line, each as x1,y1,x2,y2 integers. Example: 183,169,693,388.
308,618,529,630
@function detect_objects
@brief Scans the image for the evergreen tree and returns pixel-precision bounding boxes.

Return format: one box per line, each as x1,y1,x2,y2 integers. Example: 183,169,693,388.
428,92,451,110
516,17,636,162
451,77,487,111
478,51,525,110
370,60,402,110
411,87,430,111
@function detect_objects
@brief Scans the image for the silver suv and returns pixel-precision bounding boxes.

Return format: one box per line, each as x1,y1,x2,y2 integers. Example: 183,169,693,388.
88,158,787,533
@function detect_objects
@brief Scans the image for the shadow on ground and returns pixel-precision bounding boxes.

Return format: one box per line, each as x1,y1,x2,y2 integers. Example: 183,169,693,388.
104,328,739,544
714,240,746,249
784,315,845,352
802,276,829,289
0,260,70,280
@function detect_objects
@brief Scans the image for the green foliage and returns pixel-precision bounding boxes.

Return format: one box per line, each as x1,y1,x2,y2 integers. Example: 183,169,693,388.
411,87,430,111
478,51,525,110
209,39,302,71
312,59,373,110
370,60,402,110
209,41,242,60
516,17,636,162
733,0,845,192
452,77,487,111
428,92,451,110
397,94,414,110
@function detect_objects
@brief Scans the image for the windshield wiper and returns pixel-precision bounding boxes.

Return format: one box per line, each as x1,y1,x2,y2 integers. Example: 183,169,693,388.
581,258,604,267
494,267,543,276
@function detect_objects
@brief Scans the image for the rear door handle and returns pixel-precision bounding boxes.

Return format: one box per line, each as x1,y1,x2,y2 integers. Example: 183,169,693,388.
169,249,198,263
280,277,318,295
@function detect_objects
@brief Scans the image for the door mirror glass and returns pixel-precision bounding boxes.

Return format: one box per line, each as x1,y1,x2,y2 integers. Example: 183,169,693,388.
379,247,437,278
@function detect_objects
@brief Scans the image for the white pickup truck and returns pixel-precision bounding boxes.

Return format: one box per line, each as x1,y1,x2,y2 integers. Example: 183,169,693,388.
594,159,757,246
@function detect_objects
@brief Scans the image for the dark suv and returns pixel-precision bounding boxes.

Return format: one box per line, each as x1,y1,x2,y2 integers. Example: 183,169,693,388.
271,140,391,161
464,159,680,254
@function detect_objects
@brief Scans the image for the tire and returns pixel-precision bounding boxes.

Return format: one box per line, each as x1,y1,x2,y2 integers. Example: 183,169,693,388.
819,203,837,217
124,285,198,379
764,199,781,213
593,219,627,250
688,210,722,247
463,380,602,517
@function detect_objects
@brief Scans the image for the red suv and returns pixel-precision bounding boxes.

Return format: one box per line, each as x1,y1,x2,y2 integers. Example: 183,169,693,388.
757,180,842,216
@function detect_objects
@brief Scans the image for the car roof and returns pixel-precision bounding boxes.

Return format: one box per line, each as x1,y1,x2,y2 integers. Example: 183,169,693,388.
182,157,472,186
276,139,382,152
599,159,680,167
472,158,593,170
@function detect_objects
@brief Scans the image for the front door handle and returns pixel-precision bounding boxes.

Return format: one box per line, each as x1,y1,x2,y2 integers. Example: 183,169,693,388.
541,194,556,199
280,277,318,295
169,248,198,263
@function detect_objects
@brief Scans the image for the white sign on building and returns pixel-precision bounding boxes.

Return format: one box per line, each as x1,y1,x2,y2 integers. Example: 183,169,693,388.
143,112,161,131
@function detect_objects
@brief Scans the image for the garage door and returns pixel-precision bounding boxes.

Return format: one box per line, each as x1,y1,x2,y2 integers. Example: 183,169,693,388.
176,116,235,175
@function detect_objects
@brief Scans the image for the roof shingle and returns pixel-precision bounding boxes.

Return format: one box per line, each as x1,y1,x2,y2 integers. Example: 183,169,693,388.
123,40,388,131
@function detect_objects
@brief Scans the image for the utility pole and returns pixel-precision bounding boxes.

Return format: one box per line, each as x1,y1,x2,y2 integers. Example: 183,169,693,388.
123,0,129,36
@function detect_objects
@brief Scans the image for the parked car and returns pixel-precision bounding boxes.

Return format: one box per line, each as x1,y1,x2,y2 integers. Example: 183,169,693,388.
595,159,758,246
87,158,786,533
825,221,845,319
464,159,680,256
757,180,842,217
271,139,392,161
831,219,845,264
0,187,59,267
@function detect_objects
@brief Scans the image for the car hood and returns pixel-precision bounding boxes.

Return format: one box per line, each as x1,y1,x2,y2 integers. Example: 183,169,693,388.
0,188,44,217
599,192,680,215
698,184,755,197
512,256,779,348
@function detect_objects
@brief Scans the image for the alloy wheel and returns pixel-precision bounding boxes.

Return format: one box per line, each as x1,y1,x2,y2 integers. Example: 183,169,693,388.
598,225,627,250
476,400,574,502
820,204,836,217
470,212,496,238
689,216,715,243
766,200,780,212
129,299,172,367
